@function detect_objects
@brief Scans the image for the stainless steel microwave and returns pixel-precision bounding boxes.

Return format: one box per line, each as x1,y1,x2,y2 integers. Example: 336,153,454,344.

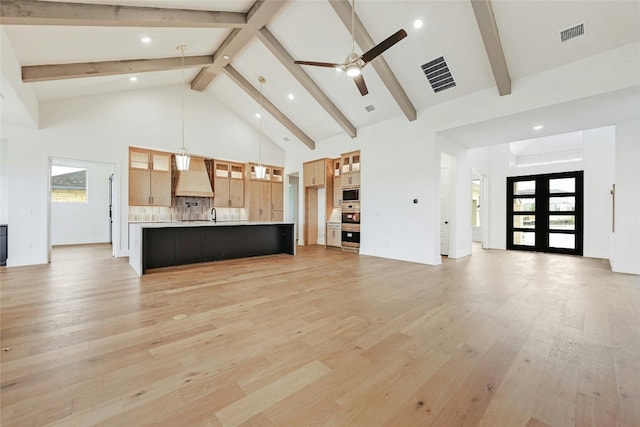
342,188,359,202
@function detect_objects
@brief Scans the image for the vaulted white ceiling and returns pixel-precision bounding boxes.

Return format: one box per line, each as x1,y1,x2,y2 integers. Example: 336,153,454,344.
1,0,639,150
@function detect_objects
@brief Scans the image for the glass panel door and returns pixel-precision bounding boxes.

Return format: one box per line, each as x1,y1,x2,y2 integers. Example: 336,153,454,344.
507,171,583,255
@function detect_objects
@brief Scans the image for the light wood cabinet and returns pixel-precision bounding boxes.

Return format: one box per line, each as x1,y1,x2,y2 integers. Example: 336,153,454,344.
341,150,360,188
245,163,284,221
326,223,341,248
129,147,171,206
213,160,244,208
271,167,284,221
304,159,329,187
247,180,271,220
332,158,342,207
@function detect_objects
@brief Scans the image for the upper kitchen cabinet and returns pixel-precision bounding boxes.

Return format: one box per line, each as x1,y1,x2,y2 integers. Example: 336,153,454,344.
341,151,360,187
213,160,244,208
303,158,333,188
129,147,171,206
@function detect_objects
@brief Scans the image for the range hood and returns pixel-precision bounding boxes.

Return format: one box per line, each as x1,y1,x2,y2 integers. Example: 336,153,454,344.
175,157,214,197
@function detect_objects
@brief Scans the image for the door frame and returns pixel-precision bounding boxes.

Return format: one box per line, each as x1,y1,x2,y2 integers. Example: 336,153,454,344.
506,170,584,255
286,173,299,243
471,170,490,250
47,157,118,261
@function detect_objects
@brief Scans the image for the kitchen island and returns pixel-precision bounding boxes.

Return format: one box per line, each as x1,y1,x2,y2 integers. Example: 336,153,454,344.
129,221,295,275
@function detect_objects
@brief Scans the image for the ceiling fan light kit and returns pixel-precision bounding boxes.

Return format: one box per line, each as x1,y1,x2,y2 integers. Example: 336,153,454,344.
346,64,361,77
293,0,407,96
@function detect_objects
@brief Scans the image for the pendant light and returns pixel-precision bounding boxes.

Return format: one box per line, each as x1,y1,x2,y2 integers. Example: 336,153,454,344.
175,44,190,171
255,76,267,180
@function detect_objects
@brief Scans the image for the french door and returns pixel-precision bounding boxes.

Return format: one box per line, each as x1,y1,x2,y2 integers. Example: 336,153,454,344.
507,171,583,255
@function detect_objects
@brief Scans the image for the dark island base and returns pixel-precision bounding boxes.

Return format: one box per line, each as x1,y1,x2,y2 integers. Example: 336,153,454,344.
142,224,295,273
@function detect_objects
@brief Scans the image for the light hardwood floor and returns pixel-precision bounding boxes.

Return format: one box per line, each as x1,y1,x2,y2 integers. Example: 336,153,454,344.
1,244,638,426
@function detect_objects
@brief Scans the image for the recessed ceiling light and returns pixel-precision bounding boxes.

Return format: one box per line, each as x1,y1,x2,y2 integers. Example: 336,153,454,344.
413,19,423,29
288,93,294,101
223,54,230,60
533,125,544,130
129,76,138,82
255,113,261,119
141,36,151,44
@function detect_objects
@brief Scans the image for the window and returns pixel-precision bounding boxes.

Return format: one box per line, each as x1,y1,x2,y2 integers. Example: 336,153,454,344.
51,165,87,203
507,171,583,255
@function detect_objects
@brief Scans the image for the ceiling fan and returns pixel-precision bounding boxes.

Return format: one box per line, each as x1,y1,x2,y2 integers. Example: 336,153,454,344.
293,0,407,96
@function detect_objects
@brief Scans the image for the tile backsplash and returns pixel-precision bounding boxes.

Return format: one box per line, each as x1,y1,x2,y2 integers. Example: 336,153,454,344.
129,197,248,222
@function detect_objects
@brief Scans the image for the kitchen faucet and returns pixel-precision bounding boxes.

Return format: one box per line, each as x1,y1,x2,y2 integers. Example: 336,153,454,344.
211,207,217,223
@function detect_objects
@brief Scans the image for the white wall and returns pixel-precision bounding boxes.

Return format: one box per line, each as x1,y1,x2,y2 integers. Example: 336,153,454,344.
281,42,639,268
285,116,442,265
2,86,284,266
0,28,39,128
51,158,113,245
468,126,616,259
2,40,639,270
611,120,640,274
583,127,616,259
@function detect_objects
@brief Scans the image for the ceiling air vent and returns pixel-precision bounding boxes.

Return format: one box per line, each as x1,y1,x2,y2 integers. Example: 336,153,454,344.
421,56,456,93
560,23,584,42
365,104,376,112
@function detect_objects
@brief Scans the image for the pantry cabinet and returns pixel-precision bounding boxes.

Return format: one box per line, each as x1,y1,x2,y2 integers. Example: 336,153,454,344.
245,163,284,221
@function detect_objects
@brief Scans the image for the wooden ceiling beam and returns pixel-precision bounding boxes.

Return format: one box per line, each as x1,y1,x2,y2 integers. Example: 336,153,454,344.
22,55,213,83
328,0,417,122
470,0,511,96
257,27,357,139
0,0,246,28
223,65,316,150
191,0,287,92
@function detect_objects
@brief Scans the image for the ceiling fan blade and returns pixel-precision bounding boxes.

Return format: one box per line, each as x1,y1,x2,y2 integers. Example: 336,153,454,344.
354,74,368,96
294,60,341,68
360,29,408,64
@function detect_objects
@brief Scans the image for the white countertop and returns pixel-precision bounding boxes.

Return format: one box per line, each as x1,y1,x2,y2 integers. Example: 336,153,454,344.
129,220,294,228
